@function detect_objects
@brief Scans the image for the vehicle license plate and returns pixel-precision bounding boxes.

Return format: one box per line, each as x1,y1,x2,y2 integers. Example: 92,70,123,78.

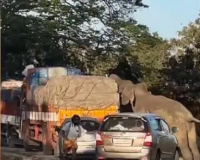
114,139,132,144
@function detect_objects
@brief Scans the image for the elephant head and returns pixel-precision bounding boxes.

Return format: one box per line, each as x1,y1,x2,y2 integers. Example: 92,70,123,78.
109,74,150,110
109,74,135,107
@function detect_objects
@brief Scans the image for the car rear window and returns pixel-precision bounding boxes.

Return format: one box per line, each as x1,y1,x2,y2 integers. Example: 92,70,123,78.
81,120,100,131
61,119,100,132
100,116,146,132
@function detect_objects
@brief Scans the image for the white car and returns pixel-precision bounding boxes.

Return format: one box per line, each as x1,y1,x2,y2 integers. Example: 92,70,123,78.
59,117,100,159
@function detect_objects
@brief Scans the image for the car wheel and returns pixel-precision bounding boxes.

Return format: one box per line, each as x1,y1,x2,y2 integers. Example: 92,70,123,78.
155,151,161,160
174,150,179,160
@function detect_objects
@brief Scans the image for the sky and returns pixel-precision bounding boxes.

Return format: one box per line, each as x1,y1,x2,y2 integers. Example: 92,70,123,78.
134,0,200,39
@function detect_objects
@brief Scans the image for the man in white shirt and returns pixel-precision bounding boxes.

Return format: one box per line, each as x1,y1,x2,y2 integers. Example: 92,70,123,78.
59,115,86,160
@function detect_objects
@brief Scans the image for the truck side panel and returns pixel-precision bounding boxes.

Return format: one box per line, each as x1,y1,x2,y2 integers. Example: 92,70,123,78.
58,105,118,125
22,105,118,125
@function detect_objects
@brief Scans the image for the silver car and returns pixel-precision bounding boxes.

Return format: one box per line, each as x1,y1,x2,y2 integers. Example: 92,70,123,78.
96,113,179,160
60,117,100,159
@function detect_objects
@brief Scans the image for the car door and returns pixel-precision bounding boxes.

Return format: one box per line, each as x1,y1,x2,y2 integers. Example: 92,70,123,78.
149,118,169,159
160,119,174,158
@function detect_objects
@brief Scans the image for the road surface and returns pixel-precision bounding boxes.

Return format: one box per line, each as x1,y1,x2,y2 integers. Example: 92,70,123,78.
1,146,58,160
1,146,94,160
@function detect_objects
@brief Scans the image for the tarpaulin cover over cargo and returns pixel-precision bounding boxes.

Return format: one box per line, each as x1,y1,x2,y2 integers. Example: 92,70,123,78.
26,68,119,110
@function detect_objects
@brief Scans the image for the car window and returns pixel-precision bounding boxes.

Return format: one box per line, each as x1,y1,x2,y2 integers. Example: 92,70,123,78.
61,119,100,132
81,120,100,131
160,120,170,133
149,118,162,131
100,116,146,132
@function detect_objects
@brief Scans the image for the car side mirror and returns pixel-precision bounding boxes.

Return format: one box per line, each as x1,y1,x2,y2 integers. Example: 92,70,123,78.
171,127,178,133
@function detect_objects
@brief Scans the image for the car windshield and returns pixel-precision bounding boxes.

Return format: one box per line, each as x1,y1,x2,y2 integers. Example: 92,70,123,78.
101,116,145,132
1,88,21,102
81,120,100,132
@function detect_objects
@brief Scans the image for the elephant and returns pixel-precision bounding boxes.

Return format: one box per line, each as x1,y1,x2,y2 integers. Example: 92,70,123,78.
109,74,200,160
195,114,200,150
109,74,135,109
195,114,200,138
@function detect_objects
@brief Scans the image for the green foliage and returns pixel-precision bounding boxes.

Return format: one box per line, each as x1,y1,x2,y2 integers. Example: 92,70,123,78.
124,24,169,86
159,15,200,114
2,0,148,78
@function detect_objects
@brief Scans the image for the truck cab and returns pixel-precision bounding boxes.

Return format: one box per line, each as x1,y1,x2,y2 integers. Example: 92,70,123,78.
1,80,22,147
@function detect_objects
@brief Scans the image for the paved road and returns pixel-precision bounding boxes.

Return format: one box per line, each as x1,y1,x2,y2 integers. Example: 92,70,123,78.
1,146,94,160
1,146,58,160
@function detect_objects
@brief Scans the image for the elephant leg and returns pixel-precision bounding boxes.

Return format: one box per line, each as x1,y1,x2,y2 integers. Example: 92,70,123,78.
176,127,193,160
187,123,200,160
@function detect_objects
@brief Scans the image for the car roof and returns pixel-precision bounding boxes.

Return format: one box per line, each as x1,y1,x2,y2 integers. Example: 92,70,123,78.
64,116,98,121
62,116,99,125
105,112,161,119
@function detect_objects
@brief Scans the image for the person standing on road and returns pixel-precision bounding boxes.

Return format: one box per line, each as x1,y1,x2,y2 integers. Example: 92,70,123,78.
59,115,86,160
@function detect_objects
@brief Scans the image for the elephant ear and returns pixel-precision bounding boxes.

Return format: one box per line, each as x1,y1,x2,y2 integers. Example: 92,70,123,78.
121,87,135,105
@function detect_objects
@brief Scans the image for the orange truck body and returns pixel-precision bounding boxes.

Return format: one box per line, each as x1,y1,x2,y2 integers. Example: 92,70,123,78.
20,68,119,154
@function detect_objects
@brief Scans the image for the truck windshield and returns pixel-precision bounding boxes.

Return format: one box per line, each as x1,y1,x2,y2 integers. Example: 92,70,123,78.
1,88,21,102
100,116,145,132
1,89,12,101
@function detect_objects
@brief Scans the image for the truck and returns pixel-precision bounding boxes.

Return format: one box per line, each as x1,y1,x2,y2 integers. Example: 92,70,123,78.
18,67,119,155
1,80,23,147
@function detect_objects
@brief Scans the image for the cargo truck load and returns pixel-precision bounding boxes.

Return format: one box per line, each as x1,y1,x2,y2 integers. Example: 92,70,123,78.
19,67,119,155
27,75,119,110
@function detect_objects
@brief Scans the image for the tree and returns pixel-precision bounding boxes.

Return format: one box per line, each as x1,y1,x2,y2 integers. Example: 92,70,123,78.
2,0,148,78
160,14,200,115
122,24,170,87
